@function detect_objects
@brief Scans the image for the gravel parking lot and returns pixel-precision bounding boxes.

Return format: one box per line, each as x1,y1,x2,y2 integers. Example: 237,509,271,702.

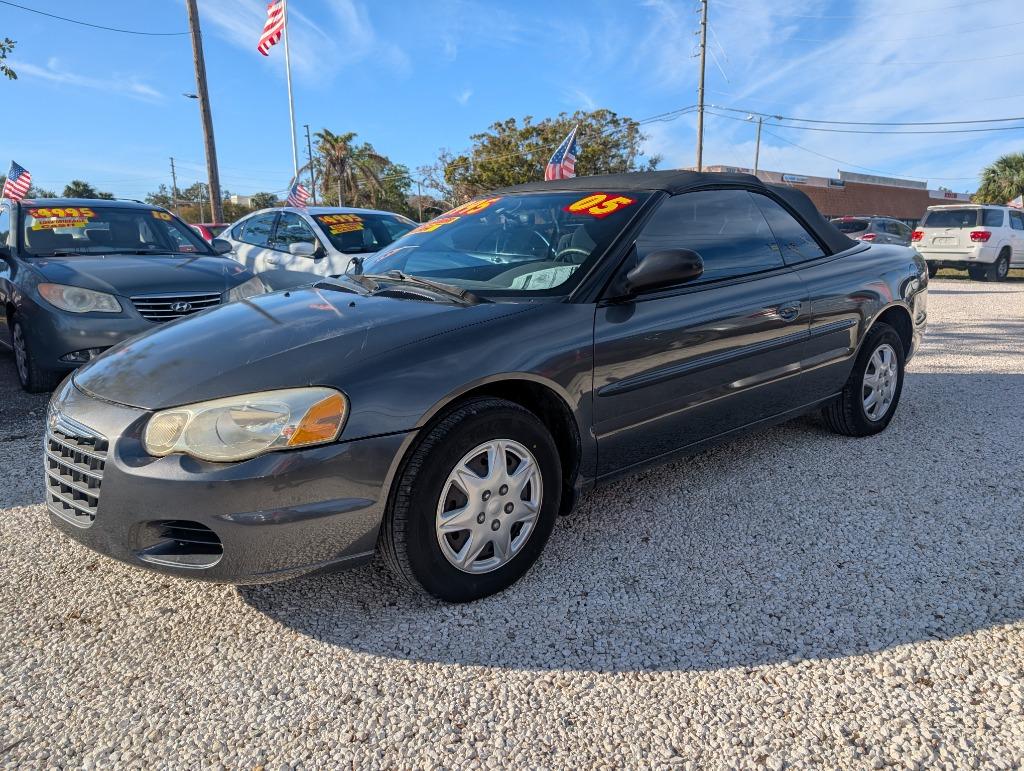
2,277,1023,769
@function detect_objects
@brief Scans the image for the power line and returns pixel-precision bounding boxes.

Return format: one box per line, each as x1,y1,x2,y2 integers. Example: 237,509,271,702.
710,103,1024,127
706,107,1024,135
757,127,977,182
0,0,189,35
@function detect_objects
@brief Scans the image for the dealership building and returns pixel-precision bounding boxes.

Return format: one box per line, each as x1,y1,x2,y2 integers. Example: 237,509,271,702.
703,166,973,227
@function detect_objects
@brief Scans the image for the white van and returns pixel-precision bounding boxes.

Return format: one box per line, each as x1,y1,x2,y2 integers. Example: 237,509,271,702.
913,205,1024,281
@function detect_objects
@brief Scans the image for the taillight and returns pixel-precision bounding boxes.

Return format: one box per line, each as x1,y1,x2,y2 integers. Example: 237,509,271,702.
860,233,876,241
911,230,924,242
970,230,992,242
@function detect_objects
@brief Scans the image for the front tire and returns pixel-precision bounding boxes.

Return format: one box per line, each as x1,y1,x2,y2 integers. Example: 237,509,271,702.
926,262,938,278
380,397,562,603
11,315,60,393
823,322,905,437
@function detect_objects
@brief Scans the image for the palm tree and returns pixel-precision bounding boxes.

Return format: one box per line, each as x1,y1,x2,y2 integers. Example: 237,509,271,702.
313,129,388,207
976,152,1024,205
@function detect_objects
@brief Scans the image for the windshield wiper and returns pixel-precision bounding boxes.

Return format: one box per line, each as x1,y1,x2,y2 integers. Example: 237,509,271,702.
364,270,484,305
314,274,378,295
47,250,92,256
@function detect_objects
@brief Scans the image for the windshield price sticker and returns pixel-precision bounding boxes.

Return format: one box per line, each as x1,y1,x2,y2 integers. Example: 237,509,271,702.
151,211,173,221
409,216,460,235
564,193,636,219
317,214,365,235
29,206,96,220
31,217,91,230
445,197,501,217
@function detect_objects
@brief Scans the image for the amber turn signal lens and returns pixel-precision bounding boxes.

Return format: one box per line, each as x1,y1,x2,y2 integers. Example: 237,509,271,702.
288,393,346,446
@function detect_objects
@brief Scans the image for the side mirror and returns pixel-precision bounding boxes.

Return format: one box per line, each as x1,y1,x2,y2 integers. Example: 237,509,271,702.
289,242,317,258
624,248,704,295
210,238,233,255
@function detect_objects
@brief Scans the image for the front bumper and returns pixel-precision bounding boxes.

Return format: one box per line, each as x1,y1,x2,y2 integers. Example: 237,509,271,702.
25,305,156,373
44,379,409,583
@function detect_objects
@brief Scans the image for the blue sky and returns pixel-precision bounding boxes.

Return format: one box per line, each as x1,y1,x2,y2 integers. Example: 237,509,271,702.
3,0,1022,200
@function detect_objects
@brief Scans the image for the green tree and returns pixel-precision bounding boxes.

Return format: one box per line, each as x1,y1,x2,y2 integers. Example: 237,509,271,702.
63,179,114,199
249,191,277,210
145,184,175,208
975,152,1024,204
430,109,659,203
313,129,390,207
1,38,16,80
0,175,55,198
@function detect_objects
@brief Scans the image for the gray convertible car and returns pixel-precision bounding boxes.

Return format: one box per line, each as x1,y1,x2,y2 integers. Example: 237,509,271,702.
44,171,928,602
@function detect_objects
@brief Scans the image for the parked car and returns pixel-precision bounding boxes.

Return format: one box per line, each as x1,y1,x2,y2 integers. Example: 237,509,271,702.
191,223,230,241
222,206,416,289
830,215,913,246
0,198,266,392
44,171,927,602
913,204,1024,280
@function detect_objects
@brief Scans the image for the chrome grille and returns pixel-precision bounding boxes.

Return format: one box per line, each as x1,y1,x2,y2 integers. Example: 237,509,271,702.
130,292,222,323
45,414,108,528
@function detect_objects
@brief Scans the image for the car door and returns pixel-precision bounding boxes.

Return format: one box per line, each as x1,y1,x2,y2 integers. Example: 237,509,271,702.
592,189,811,477
228,212,278,276
262,212,332,289
1008,210,1024,263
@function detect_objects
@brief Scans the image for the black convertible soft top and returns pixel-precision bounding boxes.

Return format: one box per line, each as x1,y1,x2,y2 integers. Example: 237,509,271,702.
499,170,856,255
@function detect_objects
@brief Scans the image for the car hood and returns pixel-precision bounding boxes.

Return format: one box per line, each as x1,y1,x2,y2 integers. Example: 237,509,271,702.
73,285,533,410
30,254,250,296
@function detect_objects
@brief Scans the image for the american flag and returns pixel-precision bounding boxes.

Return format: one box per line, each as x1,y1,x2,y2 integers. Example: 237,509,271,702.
2,161,31,201
257,0,285,56
1009,194,1023,210
544,125,581,181
287,181,310,208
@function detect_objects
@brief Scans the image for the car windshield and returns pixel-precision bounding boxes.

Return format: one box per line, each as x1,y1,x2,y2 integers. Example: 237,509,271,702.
311,211,416,254
21,205,214,257
361,191,651,295
831,218,869,233
923,209,979,229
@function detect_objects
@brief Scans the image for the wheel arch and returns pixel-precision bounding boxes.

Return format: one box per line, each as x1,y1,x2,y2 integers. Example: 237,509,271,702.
867,302,914,357
403,375,585,516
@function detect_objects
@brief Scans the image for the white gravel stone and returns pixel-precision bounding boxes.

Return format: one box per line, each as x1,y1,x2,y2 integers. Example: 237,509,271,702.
1,276,1024,768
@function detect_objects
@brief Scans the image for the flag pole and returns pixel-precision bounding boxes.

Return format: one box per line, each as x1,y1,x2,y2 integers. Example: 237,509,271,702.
282,0,300,179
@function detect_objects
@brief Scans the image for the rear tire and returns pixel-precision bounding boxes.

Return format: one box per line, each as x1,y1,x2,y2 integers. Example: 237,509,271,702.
379,397,562,603
968,265,987,281
926,262,938,279
11,315,60,393
823,322,905,437
984,250,1010,282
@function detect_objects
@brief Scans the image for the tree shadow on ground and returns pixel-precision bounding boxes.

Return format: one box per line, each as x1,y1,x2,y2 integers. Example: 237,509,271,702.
239,371,1024,674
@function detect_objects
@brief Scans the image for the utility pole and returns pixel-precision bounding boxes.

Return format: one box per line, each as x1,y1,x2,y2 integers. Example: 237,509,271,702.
753,116,763,176
185,0,223,222
695,0,708,172
415,179,424,222
304,123,317,205
169,157,180,214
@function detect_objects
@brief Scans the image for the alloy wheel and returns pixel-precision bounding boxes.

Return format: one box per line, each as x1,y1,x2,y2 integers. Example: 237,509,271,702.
862,343,898,421
12,323,29,385
435,439,542,574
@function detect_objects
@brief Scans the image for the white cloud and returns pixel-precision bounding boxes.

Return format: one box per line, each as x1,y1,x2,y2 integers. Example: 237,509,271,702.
197,0,408,81
12,59,163,102
454,88,473,106
564,88,597,111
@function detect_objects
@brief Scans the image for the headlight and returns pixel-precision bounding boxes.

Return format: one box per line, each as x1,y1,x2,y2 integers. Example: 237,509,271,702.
38,283,121,313
143,387,347,462
227,276,268,302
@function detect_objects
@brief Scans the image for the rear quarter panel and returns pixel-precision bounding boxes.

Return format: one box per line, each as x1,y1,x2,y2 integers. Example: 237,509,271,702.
794,244,925,396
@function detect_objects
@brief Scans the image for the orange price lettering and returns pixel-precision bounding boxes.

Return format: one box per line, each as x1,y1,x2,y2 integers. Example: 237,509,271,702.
564,193,636,219
408,216,459,235
446,197,500,217
151,210,173,221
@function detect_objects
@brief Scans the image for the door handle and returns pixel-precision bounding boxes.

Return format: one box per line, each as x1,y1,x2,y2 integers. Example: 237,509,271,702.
777,302,801,322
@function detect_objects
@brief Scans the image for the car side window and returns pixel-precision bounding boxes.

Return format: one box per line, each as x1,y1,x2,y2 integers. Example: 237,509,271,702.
236,213,276,247
750,194,827,264
982,209,1005,228
634,190,783,285
273,212,318,251
1010,211,1024,231
885,221,903,236
0,206,9,247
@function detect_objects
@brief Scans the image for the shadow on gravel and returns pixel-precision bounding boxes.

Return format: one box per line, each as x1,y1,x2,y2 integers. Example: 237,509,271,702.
239,372,1024,674
0,350,51,509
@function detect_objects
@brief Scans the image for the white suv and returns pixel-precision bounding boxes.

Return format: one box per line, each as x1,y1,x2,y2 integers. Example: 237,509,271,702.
913,205,1024,281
